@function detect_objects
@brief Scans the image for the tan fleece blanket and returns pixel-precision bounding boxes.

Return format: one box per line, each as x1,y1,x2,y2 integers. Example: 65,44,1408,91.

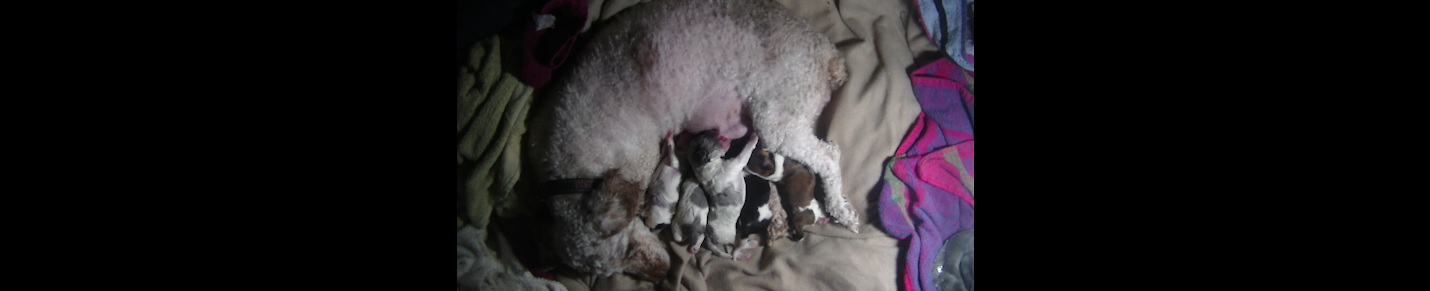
545,0,942,290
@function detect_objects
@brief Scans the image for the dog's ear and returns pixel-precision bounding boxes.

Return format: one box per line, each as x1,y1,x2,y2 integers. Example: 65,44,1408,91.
587,170,645,237
827,51,847,90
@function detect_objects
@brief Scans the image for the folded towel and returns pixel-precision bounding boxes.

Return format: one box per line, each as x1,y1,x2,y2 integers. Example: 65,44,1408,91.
458,35,536,229
879,58,974,291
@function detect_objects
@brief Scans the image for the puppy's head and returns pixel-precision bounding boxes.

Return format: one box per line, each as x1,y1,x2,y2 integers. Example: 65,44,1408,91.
688,132,726,168
744,149,784,181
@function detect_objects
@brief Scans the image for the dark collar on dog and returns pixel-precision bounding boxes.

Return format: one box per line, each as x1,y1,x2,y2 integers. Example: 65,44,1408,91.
538,178,602,196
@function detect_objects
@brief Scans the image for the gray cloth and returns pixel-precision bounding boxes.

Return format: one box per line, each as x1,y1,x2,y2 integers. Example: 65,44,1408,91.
932,229,974,291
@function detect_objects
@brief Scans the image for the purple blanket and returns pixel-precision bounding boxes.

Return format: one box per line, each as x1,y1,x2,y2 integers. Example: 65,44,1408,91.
878,58,974,291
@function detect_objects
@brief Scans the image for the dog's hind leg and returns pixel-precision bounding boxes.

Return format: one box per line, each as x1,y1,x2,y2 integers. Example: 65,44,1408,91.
766,131,859,233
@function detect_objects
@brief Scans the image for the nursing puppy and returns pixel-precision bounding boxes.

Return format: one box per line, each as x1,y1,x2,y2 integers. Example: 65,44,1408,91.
727,176,789,261
671,179,710,253
672,131,752,254
671,131,720,254
643,131,682,230
525,0,856,279
746,148,825,241
690,132,761,257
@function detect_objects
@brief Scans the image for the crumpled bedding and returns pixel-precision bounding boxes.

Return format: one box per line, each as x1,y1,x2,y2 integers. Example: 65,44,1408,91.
457,35,535,230
539,0,942,290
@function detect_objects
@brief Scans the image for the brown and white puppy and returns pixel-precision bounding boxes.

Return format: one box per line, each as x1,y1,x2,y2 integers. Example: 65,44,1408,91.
728,175,790,261
746,148,826,241
525,0,856,279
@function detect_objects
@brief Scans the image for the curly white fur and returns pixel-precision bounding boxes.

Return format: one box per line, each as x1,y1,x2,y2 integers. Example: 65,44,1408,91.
525,0,858,279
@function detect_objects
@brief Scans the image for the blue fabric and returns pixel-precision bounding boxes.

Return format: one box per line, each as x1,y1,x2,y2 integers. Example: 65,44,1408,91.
916,0,975,71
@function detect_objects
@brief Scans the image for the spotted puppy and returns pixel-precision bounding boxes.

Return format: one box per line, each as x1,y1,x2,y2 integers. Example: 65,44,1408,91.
643,131,682,230
746,148,826,241
673,131,761,257
670,132,719,253
728,175,789,261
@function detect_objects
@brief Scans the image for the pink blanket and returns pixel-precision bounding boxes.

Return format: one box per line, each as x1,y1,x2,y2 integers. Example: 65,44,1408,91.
877,58,974,291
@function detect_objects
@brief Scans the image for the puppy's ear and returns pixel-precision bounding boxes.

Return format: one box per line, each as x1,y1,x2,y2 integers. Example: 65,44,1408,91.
587,170,645,237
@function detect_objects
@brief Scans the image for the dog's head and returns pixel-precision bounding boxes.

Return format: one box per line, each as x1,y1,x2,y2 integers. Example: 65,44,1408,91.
584,169,647,237
690,133,760,256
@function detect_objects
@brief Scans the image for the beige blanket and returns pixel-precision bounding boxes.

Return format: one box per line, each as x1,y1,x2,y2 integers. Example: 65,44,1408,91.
547,0,942,290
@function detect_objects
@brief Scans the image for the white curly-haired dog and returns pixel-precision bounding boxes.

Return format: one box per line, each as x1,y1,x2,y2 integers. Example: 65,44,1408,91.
525,0,855,279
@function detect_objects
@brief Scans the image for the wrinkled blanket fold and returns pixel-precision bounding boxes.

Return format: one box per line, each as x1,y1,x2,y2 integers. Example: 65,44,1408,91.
458,35,535,229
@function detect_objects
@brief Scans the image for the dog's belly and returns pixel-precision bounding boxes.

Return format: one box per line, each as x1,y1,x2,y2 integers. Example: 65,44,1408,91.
680,80,748,143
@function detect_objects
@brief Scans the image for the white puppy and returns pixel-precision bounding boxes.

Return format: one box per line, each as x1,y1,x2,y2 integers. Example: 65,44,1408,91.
643,131,682,230
693,134,760,257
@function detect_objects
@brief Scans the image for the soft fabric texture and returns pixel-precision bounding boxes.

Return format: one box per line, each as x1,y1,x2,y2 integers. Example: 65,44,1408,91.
933,228,974,291
458,35,536,229
458,224,569,291
535,0,940,289
878,58,975,291
912,0,975,71
516,0,590,87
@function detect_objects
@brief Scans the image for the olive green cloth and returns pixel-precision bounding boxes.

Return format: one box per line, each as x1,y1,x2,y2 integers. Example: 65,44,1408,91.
457,35,535,229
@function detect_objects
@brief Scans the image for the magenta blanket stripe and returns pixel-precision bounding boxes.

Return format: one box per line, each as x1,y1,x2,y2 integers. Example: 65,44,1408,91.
878,58,974,291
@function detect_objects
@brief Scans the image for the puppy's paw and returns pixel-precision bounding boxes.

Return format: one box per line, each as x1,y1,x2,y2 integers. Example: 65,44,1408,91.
735,251,755,261
732,237,761,261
